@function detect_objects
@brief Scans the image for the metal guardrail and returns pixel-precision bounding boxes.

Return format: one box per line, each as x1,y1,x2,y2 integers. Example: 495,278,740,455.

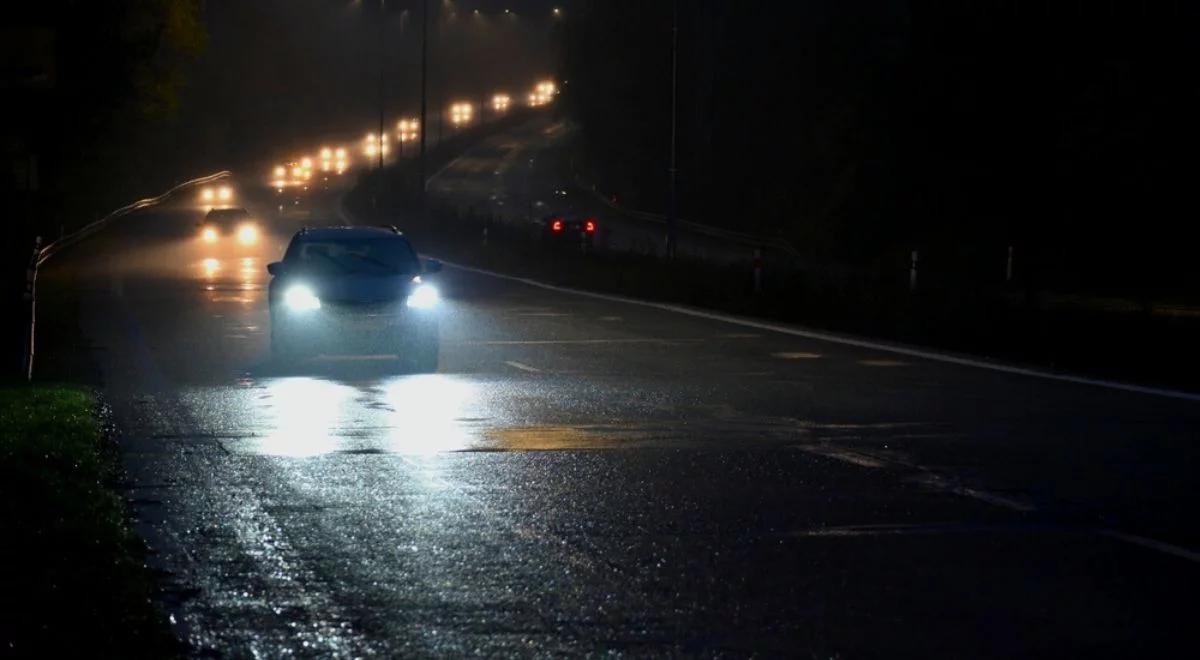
23,170,232,379
573,175,803,258
36,171,231,267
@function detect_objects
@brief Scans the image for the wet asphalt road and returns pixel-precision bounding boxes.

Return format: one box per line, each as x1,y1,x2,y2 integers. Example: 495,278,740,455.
36,178,1200,657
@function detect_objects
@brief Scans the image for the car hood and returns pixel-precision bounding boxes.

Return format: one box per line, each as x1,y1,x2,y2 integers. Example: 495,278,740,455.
294,273,418,304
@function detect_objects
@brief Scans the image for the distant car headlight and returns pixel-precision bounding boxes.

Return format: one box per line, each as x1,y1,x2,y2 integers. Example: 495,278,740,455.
202,226,218,242
406,283,440,309
217,186,233,201
284,285,321,311
237,224,258,245
200,188,214,202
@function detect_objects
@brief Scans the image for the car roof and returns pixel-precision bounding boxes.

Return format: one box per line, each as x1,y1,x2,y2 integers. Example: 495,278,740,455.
294,226,405,241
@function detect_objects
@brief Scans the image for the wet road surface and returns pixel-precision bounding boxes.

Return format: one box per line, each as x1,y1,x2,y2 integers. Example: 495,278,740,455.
36,179,1200,656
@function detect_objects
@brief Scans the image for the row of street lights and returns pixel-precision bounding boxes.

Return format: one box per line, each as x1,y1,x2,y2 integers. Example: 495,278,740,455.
269,79,557,187
359,0,564,205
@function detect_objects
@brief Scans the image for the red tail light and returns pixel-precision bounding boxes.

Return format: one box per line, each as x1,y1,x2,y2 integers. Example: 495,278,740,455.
551,219,563,232
585,219,596,233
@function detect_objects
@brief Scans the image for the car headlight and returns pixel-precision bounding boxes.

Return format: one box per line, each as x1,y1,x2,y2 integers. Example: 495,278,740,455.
218,186,233,201
200,188,214,202
237,224,258,245
284,285,321,311
406,283,440,309
202,226,218,242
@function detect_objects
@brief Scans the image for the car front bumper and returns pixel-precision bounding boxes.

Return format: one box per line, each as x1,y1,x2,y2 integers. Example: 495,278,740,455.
273,303,438,355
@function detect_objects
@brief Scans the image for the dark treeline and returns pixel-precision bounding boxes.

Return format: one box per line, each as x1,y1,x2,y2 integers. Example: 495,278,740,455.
3,1,207,243
563,1,1200,294
2,1,205,373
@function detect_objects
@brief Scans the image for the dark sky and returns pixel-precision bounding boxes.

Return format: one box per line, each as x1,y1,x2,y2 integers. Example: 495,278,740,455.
178,0,566,165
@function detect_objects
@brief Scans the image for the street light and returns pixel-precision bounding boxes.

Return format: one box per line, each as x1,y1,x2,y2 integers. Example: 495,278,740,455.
397,118,420,155
450,102,473,127
529,80,556,107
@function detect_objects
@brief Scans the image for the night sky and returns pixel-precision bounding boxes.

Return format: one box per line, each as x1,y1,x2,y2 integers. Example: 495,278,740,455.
178,0,566,165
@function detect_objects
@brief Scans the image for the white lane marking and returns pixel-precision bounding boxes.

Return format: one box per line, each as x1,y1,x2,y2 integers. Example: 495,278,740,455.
463,338,690,346
949,486,1036,512
1101,530,1200,564
516,312,568,317
788,522,1019,538
599,316,623,322
796,444,1036,512
435,260,1200,402
311,354,397,362
794,445,887,468
505,360,541,373
859,359,909,367
773,351,822,360
720,333,761,338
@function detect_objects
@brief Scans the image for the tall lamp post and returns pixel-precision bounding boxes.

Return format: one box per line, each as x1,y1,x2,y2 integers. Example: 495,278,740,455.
377,0,386,171
666,0,679,259
418,0,429,206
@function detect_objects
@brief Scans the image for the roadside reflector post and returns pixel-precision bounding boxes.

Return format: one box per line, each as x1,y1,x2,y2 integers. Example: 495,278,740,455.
753,248,764,294
482,224,489,247
909,249,919,293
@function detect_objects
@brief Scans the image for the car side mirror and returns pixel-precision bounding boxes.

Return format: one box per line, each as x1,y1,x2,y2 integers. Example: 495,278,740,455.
267,262,283,276
423,259,443,274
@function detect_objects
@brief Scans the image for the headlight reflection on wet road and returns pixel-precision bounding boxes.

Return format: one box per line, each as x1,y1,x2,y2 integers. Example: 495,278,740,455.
379,375,477,454
256,377,355,456
249,375,479,457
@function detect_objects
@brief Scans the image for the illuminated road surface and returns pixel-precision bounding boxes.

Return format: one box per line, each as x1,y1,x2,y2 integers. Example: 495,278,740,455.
36,180,1200,656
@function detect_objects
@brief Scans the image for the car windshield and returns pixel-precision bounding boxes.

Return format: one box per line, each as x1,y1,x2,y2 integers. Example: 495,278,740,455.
288,237,418,275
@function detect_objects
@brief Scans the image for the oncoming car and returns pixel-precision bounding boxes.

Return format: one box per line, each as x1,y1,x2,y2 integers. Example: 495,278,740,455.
199,207,260,246
267,226,442,369
199,184,234,205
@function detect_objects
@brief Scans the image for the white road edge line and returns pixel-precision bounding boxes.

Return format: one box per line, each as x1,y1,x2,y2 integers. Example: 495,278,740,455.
1101,530,1200,564
436,259,1200,403
504,360,541,373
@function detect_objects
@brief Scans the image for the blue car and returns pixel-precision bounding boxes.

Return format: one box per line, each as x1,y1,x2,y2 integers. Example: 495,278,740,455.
267,226,442,370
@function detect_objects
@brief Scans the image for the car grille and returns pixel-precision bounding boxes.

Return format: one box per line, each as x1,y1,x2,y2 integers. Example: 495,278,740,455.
322,300,402,317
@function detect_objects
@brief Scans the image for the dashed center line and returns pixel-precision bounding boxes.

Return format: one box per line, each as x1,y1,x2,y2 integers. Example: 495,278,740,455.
504,360,542,373
859,359,909,367
465,338,692,346
773,351,822,359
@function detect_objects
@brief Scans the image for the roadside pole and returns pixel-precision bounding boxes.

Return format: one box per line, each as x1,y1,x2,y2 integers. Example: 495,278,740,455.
665,0,679,259
418,0,428,207
753,248,763,294
910,250,919,293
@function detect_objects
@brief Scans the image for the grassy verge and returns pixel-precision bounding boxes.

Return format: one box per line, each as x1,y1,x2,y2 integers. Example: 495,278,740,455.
0,385,179,657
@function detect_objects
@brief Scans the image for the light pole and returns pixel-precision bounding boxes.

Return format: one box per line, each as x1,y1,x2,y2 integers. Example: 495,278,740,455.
666,0,679,259
367,0,386,212
418,0,428,205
